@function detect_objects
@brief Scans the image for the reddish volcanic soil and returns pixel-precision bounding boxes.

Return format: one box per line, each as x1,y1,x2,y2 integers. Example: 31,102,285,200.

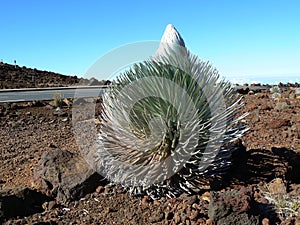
0,87,300,224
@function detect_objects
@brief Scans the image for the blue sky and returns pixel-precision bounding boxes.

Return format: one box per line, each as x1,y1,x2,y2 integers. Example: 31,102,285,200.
0,0,299,83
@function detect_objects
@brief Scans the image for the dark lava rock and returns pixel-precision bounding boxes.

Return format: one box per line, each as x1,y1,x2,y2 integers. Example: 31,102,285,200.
208,188,259,225
10,103,23,110
236,86,250,94
250,83,261,87
32,149,104,205
53,109,68,117
31,100,47,107
0,187,50,222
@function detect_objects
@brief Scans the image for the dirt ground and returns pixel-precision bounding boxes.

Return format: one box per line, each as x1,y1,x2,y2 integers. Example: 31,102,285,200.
0,87,300,224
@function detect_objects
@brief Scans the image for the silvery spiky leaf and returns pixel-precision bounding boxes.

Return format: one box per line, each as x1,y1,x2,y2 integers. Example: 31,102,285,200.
95,57,247,198
94,26,247,199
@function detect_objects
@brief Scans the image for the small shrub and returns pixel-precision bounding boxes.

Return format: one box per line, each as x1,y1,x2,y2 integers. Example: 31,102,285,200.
260,179,300,221
272,92,281,100
266,193,299,221
53,93,63,108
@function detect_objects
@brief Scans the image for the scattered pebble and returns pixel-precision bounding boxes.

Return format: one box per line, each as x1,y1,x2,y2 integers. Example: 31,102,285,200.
262,218,270,225
96,185,104,193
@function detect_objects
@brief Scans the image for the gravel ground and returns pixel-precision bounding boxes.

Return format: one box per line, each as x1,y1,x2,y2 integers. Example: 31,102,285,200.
0,88,300,224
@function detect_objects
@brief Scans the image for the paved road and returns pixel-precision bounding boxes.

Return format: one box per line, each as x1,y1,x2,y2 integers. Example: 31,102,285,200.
0,86,109,103
0,85,271,103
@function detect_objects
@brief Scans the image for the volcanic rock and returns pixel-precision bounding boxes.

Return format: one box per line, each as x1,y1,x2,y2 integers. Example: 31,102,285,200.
208,188,259,225
32,149,104,205
53,108,68,117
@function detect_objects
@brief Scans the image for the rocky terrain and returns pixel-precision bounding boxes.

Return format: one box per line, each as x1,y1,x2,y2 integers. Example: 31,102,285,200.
0,85,299,224
2,22,299,224
0,62,110,89
0,62,80,89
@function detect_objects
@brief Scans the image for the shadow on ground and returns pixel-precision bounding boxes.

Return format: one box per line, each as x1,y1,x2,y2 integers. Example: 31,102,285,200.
210,145,300,189
0,187,52,223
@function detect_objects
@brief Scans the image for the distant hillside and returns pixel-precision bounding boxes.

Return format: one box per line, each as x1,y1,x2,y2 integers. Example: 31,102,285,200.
0,63,110,89
0,62,81,89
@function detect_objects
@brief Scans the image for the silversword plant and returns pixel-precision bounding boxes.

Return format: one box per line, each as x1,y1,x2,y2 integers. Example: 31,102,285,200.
94,25,247,198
